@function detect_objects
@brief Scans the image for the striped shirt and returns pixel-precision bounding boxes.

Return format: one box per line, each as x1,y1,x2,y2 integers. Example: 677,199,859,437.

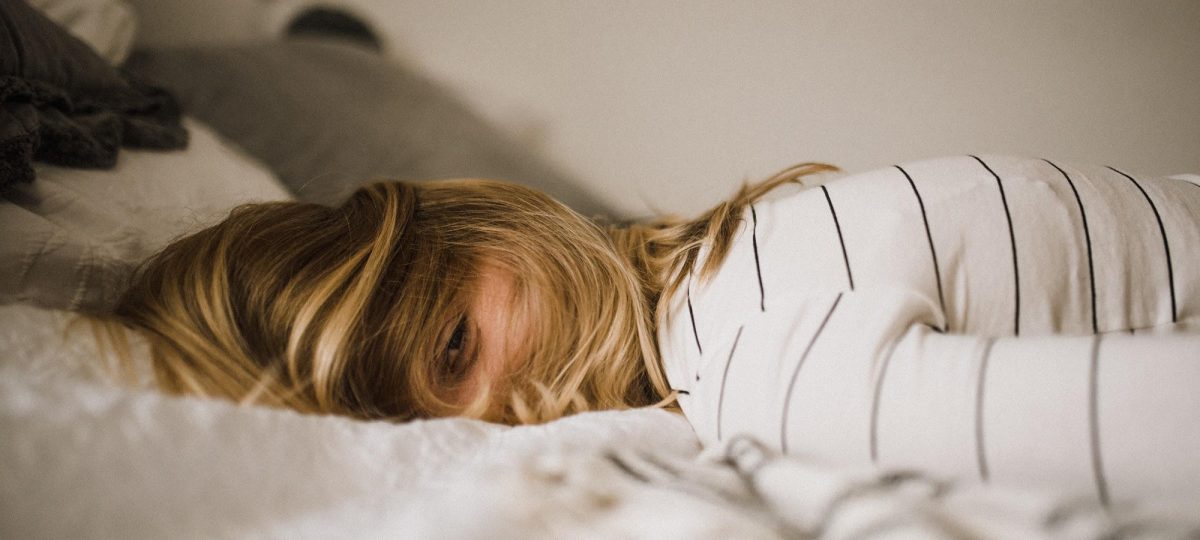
658,155,1200,503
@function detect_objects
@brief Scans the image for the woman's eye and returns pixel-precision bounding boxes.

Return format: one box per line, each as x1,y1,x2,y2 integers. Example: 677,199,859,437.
447,318,467,352
442,317,471,378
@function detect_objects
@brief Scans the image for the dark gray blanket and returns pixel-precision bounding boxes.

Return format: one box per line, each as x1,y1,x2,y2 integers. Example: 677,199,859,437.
0,0,186,194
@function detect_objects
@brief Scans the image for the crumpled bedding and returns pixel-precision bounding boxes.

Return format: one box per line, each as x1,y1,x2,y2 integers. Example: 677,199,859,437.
0,118,289,312
2,304,1198,539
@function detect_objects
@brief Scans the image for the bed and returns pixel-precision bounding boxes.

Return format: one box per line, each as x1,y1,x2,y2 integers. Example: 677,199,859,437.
2,2,1198,538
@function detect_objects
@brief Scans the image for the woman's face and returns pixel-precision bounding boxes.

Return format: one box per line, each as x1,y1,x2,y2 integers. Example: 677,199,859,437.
403,178,659,422
443,264,530,407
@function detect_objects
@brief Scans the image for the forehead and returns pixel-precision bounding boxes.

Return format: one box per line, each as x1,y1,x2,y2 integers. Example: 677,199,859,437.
472,264,520,307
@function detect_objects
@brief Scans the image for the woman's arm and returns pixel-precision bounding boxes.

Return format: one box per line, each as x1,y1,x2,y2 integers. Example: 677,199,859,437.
875,323,1199,504
677,287,1199,503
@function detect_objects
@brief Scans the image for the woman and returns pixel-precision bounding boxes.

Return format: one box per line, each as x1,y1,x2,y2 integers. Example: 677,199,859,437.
108,175,688,424
108,156,1199,498
110,158,831,423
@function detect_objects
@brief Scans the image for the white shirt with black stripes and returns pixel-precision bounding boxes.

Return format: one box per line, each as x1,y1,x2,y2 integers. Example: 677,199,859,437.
657,155,1200,503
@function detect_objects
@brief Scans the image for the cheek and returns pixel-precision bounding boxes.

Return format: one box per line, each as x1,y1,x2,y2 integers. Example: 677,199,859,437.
476,304,532,378
456,268,533,402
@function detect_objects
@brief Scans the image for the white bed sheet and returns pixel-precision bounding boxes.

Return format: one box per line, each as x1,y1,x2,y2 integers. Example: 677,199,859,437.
3,304,1199,539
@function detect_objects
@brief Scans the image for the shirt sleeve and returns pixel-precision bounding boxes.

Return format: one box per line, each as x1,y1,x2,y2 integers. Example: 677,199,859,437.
690,287,1200,502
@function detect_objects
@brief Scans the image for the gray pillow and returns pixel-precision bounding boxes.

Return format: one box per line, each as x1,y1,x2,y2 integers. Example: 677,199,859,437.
124,38,608,216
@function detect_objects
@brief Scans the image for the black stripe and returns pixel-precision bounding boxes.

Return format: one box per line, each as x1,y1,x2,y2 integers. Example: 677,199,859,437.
780,293,842,452
1044,160,1098,334
972,155,1021,336
1108,166,1177,324
715,325,746,442
821,185,855,291
751,204,766,311
869,336,902,464
687,285,703,355
1088,335,1110,506
975,338,997,482
674,389,690,396
896,165,948,332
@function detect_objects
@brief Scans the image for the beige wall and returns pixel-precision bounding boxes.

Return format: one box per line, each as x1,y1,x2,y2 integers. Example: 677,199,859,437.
133,0,1200,218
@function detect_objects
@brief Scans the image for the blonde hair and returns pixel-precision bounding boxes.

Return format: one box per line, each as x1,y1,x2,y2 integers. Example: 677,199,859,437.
103,163,837,424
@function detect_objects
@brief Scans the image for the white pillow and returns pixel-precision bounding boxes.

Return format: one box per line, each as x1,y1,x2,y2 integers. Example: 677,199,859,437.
0,118,292,312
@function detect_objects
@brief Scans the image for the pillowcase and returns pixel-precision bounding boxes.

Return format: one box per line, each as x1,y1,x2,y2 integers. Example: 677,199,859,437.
123,38,608,216
0,119,291,312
